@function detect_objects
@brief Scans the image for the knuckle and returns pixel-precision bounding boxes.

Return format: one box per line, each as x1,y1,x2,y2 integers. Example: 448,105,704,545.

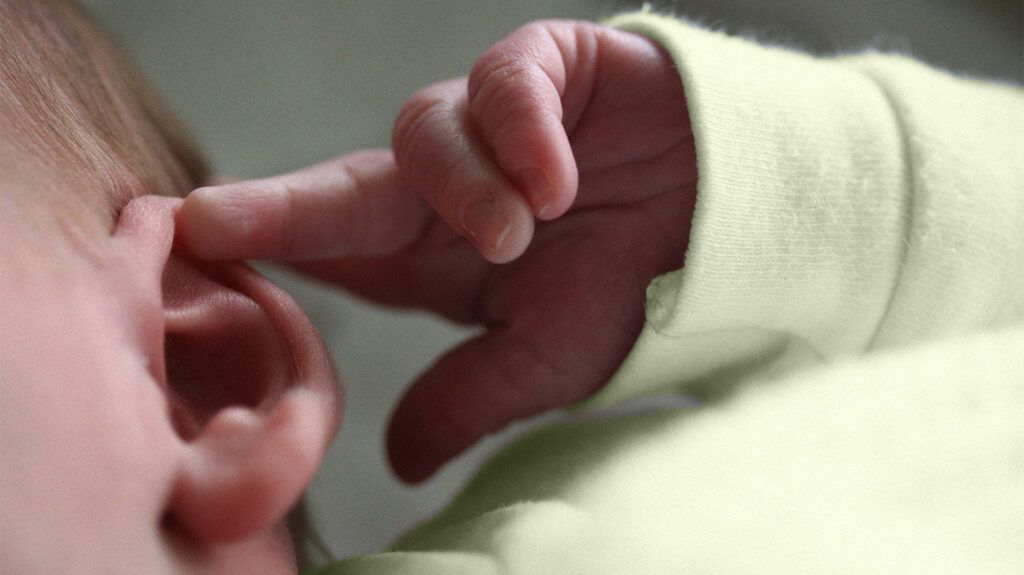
393,90,445,159
431,153,472,209
269,179,299,258
468,20,554,98
467,23,575,147
394,104,469,209
512,20,559,44
469,56,533,113
468,57,547,151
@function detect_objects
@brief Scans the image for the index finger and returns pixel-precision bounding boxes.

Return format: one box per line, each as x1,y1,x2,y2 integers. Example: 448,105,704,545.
177,149,432,261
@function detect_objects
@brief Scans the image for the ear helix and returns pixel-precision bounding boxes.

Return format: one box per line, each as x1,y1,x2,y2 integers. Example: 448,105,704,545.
161,251,341,543
123,197,344,543
161,252,292,440
111,195,340,543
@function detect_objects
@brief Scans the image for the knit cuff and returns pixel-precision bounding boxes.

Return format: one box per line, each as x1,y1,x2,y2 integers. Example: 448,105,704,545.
585,11,909,405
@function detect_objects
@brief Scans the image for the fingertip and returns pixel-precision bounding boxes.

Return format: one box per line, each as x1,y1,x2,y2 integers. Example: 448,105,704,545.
519,167,554,219
178,184,281,260
388,448,437,485
461,196,534,264
519,165,575,221
177,186,228,258
385,413,444,485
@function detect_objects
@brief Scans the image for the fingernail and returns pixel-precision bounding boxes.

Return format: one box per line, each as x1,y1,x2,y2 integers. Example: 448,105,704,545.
536,201,553,220
519,167,551,218
462,199,511,253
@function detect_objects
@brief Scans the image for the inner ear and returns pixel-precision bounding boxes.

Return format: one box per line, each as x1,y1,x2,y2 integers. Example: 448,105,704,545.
162,253,293,440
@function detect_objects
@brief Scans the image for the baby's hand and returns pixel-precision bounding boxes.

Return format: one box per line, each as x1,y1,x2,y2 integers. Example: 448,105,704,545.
179,20,696,482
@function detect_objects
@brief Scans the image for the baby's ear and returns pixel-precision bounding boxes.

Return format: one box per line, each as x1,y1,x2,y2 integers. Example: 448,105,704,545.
113,196,342,544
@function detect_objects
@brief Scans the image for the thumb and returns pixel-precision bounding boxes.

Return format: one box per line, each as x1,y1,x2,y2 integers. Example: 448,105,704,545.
385,328,562,483
386,321,617,484
177,149,431,261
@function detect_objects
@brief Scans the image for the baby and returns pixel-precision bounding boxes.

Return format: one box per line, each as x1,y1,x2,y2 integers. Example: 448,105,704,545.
4,0,1022,573
0,1,340,572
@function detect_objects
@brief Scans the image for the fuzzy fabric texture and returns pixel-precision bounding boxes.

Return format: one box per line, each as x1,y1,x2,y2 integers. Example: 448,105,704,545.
314,11,1024,575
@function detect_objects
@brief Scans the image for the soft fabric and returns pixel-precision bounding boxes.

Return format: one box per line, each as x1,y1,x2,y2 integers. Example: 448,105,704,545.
312,10,1024,575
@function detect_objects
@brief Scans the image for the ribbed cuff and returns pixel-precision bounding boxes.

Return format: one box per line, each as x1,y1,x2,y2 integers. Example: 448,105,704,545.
586,11,909,405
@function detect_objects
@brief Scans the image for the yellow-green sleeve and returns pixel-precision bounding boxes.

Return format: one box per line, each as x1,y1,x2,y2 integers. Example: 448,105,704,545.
314,326,1024,574
584,10,1024,407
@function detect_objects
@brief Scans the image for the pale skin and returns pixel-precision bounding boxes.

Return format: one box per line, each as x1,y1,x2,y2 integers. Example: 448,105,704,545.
179,20,698,483
0,133,341,572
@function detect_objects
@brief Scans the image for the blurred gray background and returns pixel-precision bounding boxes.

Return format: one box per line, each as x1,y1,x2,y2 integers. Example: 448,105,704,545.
81,0,1020,561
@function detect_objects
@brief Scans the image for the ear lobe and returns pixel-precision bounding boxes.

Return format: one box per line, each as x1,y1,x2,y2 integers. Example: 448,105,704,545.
112,196,342,545
170,390,334,543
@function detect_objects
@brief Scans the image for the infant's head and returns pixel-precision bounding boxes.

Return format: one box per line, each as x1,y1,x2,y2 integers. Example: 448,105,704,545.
0,1,341,572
